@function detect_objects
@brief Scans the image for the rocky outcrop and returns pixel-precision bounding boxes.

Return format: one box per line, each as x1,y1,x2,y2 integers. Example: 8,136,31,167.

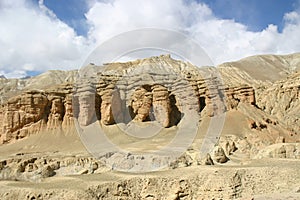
62,95,74,132
47,95,64,130
0,85,75,144
0,154,107,181
197,153,214,165
151,85,171,127
128,84,171,127
212,146,229,163
0,91,48,144
224,85,255,109
0,53,300,200
74,82,97,126
0,54,297,147
256,71,300,134
255,143,300,159
130,87,153,122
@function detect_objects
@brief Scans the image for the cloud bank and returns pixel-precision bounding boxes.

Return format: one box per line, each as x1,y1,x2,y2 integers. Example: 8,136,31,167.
1,0,300,78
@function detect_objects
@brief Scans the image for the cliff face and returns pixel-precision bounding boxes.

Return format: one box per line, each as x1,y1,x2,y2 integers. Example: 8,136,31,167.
0,55,260,144
0,53,299,149
256,71,300,134
0,85,74,144
0,54,300,199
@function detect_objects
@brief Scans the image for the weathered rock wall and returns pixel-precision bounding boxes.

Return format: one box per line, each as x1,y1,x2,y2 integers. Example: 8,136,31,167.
0,68,257,144
256,72,300,134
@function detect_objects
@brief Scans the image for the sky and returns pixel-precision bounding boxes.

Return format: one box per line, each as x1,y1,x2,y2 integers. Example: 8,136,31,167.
0,0,300,78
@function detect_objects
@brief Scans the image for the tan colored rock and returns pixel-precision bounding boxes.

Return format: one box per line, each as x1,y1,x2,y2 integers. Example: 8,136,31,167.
47,97,64,130
225,85,256,109
169,153,193,169
0,54,300,199
256,71,300,135
275,136,285,143
40,165,55,178
212,146,229,163
225,141,238,155
152,85,170,127
0,91,48,143
255,143,300,159
130,87,152,122
25,163,38,172
77,169,88,175
75,83,97,126
62,95,74,131
198,153,214,165
0,53,299,147
100,89,122,125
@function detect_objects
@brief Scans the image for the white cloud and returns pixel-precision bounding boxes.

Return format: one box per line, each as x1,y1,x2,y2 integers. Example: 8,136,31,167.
85,0,300,65
1,0,300,78
284,11,300,24
0,0,89,78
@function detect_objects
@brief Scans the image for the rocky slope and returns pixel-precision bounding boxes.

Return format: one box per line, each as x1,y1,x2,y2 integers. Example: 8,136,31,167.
0,53,299,199
218,53,300,85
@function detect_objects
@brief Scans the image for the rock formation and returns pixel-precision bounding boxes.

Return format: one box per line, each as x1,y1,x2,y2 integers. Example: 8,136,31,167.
0,91,48,143
0,53,300,199
212,146,229,163
0,54,299,148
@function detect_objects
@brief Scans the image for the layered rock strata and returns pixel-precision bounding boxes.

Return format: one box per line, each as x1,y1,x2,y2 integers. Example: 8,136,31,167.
0,55,280,145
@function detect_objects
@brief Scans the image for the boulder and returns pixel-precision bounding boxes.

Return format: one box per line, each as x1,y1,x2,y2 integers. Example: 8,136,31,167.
212,146,229,163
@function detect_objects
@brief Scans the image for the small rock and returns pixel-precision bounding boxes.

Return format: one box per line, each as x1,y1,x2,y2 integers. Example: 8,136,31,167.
275,136,285,143
197,153,214,165
213,146,229,163
225,141,238,155
40,165,55,178
78,169,89,175
91,162,98,171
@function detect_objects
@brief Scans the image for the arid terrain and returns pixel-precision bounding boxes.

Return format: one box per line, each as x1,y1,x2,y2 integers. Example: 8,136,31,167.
0,53,299,199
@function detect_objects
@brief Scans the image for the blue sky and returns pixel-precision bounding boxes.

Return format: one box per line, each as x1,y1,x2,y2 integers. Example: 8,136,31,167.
1,0,300,78
200,0,296,32
41,0,297,35
41,0,90,36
